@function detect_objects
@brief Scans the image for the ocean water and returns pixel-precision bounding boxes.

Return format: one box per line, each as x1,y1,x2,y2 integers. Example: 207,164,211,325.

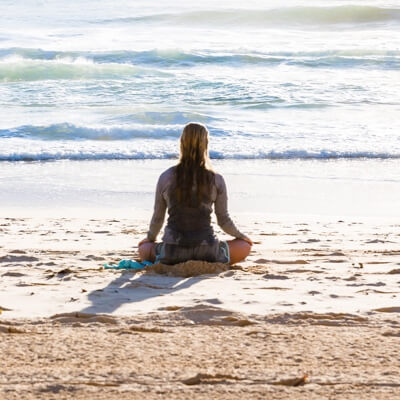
1,0,400,161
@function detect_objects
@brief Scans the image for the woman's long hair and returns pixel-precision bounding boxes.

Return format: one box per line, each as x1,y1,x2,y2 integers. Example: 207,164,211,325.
173,122,215,207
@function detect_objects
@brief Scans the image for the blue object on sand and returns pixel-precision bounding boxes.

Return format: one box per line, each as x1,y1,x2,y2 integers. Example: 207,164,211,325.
103,260,153,270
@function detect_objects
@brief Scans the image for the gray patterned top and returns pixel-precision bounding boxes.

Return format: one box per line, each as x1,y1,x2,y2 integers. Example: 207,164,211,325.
146,166,245,243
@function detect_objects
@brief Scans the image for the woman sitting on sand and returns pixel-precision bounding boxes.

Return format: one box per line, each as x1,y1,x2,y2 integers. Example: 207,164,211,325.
138,122,252,265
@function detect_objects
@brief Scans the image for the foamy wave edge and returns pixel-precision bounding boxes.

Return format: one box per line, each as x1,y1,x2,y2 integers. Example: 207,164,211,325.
1,48,399,71
1,150,399,162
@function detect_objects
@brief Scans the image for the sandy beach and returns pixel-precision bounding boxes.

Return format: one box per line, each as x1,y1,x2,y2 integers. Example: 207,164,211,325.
1,214,399,399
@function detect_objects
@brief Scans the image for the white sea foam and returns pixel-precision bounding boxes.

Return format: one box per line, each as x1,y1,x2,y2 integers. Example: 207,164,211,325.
1,150,399,162
1,137,399,161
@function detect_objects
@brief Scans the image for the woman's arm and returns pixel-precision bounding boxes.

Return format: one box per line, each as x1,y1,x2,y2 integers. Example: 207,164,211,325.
146,174,167,241
214,174,247,239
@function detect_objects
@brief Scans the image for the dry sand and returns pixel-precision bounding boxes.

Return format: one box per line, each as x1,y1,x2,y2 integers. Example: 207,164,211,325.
1,215,400,399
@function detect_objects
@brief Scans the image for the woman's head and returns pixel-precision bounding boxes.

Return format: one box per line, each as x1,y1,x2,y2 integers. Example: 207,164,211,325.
179,122,210,168
174,122,214,206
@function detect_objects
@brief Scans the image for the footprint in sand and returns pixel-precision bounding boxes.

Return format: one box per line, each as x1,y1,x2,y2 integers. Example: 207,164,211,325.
330,294,354,299
373,307,400,313
263,274,289,280
388,269,400,274
202,298,223,305
329,252,346,256
366,239,395,244
0,305,12,313
86,255,106,261
255,259,308,265
287,269,323,274
0,255,39,263
1,271,26,277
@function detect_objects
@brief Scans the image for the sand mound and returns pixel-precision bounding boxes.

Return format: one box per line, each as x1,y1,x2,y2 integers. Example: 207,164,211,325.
145,260,229,277
165,304,255,327
50,312,118,325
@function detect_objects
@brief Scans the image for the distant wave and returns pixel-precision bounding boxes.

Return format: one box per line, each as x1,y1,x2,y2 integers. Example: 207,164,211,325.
0,123,184,140
0,120,227,141
1,48,399,76
1,149,399,162
0,55,171,82
0,151,176,162
102,6,400,27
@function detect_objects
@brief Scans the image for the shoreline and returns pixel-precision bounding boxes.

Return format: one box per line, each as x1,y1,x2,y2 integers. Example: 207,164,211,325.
1,158,399,220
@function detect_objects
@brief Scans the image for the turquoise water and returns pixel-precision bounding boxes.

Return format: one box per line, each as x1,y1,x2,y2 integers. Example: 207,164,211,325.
0,0,399,160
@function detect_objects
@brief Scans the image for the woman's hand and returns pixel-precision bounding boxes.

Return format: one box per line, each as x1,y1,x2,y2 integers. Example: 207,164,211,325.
242,236,253,246
138,237,154,246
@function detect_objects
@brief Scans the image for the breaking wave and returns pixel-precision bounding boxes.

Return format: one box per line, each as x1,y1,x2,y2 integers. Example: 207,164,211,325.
1,147,399,162
0,55,171,82
1,48,398,76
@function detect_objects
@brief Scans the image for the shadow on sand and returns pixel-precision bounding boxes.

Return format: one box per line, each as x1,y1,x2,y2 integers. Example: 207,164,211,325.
79,270,209,314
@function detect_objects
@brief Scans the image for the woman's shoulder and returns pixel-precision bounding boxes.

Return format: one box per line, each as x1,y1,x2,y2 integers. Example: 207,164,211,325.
158,165,176,186
160,165,176,177
213,171,226,190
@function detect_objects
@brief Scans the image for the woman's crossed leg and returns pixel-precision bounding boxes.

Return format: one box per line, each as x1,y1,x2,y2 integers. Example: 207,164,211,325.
138,239,251,265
